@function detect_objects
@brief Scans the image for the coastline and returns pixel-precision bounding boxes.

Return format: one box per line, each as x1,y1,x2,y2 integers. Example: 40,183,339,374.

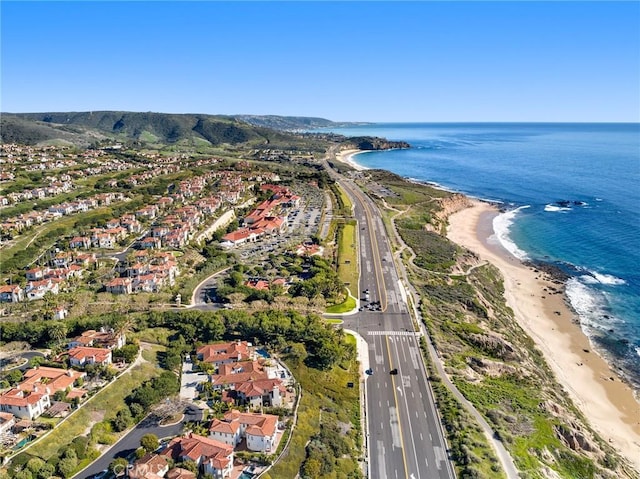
447,200,640,470
335,148,368,171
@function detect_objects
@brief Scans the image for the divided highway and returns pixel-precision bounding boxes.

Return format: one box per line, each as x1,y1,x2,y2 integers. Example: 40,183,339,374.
335,174,456,479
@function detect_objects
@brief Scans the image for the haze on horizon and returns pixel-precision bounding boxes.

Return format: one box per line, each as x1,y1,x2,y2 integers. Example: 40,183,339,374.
1,1,639,123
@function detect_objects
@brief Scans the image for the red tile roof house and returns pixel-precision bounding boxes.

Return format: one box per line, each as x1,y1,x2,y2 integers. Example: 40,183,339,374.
209,363,269,392
20,367,85,396
26,279,59,301
161,433,233,479
68,346,112,367
0,284,24,303
0,389,50,420
166,468,196,479
196,342,253,368
209,410,279,453
105,277,133,295
68,329,126,350
234,378,286,408
0,411,15,435
128,453,169,479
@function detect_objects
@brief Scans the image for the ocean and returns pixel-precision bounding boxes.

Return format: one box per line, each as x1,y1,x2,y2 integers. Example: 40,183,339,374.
322,123,640,391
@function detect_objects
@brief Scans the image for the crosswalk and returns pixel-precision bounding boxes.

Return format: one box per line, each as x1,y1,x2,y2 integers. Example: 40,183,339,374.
367,330,417,336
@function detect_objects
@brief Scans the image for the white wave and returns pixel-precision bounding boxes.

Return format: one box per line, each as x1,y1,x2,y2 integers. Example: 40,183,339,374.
566,278,623,330
636,347,640,359
544,204,571,212
579,274,600,285
591,272,626,286
492,206,530,260
595,198,603,202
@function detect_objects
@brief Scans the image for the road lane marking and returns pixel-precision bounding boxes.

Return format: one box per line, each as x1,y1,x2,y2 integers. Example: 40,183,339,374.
385,335,409,477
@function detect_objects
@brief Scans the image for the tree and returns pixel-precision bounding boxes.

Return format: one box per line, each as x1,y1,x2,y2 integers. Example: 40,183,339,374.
5,368,23,385
25,458,45,475
36,463,55,479
57,449,78,478
140,433,159,453
12,470,33,479
112,407,133,432
47,321,68,347
109,457,129,476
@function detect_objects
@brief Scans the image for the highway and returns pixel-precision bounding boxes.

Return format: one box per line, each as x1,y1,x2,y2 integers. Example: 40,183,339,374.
335,173,456,479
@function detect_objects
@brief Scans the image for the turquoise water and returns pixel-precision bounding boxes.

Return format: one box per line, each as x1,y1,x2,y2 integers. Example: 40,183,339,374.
323,123,640,389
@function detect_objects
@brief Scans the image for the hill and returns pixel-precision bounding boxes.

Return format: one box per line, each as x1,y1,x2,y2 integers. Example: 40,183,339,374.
0,111,355,147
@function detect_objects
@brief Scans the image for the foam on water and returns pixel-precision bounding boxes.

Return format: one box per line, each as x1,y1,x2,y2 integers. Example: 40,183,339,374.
492,206,530,260
544,204,571,212
591,272,627,286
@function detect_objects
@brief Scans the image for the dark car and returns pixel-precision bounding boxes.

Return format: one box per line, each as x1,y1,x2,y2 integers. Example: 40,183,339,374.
390,368,398,375
365,368,373,375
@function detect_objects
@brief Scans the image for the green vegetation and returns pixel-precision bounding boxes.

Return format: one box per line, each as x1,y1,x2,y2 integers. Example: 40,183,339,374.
325,295,356,314
335,220,359,293
364,171,631,478
264,344,362,479
24,347,163,460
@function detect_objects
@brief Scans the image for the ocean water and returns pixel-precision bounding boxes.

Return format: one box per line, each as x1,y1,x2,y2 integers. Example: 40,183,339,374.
322,123,640,390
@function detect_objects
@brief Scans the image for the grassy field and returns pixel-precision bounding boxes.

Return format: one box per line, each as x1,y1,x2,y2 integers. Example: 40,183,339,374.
325,296,356,314
264,353,362,479
23,345,164,460
336,220,359,292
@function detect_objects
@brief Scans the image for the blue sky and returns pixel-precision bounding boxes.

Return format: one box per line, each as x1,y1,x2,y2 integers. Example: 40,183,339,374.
2,1,639,122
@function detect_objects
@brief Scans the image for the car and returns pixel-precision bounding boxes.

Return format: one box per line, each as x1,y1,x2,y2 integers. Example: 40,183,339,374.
390,368,398,375
365,368,373,375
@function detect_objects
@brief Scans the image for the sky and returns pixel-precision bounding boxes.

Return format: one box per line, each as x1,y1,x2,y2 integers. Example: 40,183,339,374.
1,1,639,122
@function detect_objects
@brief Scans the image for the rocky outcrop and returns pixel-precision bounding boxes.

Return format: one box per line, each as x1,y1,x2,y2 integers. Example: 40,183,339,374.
466,356,520,377
343,136,410,151
467,333,518,361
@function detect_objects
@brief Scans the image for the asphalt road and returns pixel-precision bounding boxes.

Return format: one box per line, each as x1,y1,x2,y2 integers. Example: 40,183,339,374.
74,405,201,479
336,174,456,479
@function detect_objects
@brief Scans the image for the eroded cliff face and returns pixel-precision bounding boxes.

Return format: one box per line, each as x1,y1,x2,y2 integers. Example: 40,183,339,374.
426,194,472,233
425,206,636,478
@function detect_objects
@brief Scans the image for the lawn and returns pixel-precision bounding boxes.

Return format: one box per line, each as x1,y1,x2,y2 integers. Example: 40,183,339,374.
24,346,164,460
325,296,356,314
336,221,359,292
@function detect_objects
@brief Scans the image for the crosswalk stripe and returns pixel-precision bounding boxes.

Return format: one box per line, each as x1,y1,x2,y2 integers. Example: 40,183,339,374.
367,330,416,336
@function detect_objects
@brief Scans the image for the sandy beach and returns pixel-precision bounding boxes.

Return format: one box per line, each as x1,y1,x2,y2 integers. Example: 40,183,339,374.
447,200,640,470
335,149,368,171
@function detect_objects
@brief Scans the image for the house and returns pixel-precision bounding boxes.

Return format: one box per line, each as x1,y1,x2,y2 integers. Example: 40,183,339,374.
25,267,45,281
128,453,169,479
0,284,24,303
69,236,91,249
196,342,253,367
234,378,285,408
0,411,16,435
68,346,112,367
0,389,50,420
209,410,279,453
19,367,85,397
166,468,196,479
68,329,126,350
26,279,59,301
209,362,269,391
105,277,133,295
140,236,162,249
161,433,233,479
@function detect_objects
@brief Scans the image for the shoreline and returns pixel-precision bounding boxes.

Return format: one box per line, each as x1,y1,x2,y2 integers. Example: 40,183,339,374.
447,200,640,470
335,148,368,171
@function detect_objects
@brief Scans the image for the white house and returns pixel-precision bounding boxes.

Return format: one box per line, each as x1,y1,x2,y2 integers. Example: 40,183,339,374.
0,389,51,420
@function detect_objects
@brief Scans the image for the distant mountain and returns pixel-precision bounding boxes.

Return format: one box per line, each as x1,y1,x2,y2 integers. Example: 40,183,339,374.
234,115,362,131
0,111,354,147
